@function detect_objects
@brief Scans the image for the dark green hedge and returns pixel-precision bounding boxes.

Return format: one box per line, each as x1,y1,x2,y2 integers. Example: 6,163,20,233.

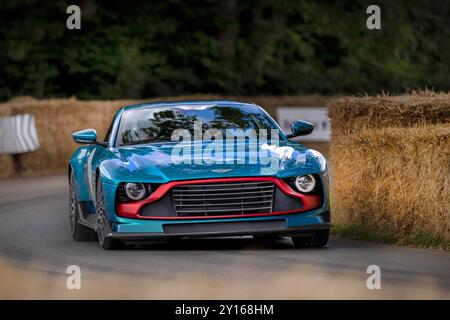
0,0,449,100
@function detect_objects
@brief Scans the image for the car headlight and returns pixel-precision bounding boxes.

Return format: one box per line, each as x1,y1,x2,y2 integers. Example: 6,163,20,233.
293,175,316,193
124,182,147,201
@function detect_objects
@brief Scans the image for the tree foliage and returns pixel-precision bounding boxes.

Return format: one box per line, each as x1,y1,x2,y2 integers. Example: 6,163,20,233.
0,0,449,100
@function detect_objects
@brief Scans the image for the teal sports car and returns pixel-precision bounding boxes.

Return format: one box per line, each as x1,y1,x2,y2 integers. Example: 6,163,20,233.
69,100,330,249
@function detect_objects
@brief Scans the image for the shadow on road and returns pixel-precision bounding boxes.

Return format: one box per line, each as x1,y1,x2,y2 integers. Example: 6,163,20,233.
124,237,328,251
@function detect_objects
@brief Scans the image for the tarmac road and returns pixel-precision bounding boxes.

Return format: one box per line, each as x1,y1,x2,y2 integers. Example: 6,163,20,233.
0,175,449,299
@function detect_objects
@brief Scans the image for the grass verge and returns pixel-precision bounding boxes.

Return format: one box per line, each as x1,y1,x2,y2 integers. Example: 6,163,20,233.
331,224,449,249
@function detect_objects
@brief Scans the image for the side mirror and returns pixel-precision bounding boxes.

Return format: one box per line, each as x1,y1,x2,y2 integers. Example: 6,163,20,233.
287,120,314,138
72,129,98,144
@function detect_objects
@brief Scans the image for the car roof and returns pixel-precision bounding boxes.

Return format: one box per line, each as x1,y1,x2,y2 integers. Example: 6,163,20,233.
121,100,259,111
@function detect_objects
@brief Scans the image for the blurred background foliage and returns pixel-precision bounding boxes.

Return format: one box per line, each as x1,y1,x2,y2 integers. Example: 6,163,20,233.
0,0,449,101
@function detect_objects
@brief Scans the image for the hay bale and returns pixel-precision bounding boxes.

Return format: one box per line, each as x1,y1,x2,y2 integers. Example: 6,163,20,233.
328,91,450,136
331,123,450,246
0,155,14,179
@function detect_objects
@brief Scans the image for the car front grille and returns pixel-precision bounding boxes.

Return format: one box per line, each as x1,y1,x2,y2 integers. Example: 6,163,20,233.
172,181,275,217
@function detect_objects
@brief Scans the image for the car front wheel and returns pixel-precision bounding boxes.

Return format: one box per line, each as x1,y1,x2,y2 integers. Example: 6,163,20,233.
291,229,329,248
96,178,122,250
69,173,97,241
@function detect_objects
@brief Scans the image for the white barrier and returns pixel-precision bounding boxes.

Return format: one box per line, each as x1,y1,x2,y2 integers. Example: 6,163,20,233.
0,114,40,154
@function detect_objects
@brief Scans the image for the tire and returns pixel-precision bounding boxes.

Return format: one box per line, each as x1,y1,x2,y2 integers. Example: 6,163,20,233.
95,178,122,250
291,236,313,248
291,229,329,248
69,173,97,241
312,229,329,247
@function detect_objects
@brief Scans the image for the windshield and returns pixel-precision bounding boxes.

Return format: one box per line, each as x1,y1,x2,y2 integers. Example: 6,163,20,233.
115,104,283,146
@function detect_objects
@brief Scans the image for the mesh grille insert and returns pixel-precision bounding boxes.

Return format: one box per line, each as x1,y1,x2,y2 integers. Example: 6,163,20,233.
172,181,275,217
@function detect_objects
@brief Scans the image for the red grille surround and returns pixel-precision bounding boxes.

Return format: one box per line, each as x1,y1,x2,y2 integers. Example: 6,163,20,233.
116,177,322,219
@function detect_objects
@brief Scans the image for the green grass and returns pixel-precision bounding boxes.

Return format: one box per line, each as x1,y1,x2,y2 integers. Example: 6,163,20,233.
331,224,449,249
